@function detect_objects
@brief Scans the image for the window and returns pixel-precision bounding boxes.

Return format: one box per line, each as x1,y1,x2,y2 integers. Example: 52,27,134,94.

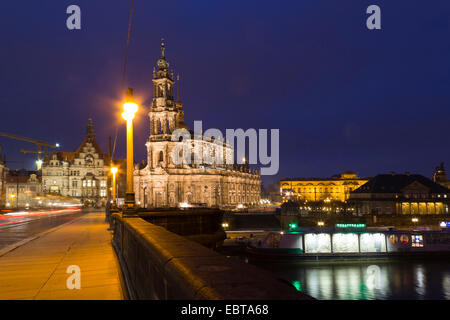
87,180,91,187
100,181,106,187
82,180,86,187
100,190,106,197
412,235,424,247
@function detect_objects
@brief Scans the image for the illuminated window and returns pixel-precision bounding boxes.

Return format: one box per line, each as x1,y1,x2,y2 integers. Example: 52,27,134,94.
332,233,359,253
360,233,386,253
87,180,91,187
412,235,424,247
304,233,331,253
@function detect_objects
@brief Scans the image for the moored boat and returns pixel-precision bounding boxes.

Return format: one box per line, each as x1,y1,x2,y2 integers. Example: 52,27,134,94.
246,227,450,260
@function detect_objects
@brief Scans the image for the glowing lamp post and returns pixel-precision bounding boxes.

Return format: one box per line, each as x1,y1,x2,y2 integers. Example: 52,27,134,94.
122,88,138,208
110,167,118,205
10,194,15,208
36,159,43,171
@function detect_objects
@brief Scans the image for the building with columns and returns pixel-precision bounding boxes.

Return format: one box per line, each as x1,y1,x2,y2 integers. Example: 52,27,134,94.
280,171,369,202
134,42,261,208
41,119,110,207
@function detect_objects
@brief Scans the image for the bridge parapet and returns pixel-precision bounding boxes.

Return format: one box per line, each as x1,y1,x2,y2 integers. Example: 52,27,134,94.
111,212,311,300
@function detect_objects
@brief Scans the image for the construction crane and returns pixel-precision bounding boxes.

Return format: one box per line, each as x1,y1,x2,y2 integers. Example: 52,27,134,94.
0,132,59,170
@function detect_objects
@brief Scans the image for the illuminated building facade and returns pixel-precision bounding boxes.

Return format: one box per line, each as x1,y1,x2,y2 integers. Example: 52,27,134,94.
280,171,369,202
349,173,450,215
134,42,261,208
4,170,42,208
41,119,110,206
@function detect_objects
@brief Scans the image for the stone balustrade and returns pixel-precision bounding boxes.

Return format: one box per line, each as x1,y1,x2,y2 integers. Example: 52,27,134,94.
111,212,311,300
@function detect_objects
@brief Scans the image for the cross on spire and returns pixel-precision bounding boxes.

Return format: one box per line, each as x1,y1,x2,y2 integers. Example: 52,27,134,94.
161,38,165,58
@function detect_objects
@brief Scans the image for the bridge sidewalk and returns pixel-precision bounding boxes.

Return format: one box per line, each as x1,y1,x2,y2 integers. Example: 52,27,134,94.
0,212,125,300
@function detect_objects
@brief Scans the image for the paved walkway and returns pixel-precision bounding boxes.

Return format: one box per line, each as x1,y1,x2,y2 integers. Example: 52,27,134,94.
0,212,125,300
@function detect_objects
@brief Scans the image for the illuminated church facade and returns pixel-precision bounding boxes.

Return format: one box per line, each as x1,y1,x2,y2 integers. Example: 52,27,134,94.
133,42,261,208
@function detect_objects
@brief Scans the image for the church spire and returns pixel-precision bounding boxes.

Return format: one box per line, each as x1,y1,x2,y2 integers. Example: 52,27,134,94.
86,118,95,140
161,38,165,58
157,38,169,71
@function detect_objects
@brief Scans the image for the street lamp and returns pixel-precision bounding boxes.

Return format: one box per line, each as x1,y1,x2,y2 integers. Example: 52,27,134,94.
36,159,43,170
10,194,15,208
110,167,118,206
122,88,138,208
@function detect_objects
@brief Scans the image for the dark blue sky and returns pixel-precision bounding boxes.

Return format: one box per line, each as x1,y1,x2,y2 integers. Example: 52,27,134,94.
1,1,449,186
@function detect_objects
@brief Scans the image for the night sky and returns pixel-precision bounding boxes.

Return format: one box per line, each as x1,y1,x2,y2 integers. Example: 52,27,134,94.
1,1,450,187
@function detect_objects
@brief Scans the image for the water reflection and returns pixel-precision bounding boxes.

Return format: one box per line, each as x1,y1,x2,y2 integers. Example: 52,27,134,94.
443,273,450,300
254,260,450,300
415,265,426,298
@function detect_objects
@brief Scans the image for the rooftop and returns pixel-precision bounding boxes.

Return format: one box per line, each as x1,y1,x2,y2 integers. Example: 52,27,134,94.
352,173,450,194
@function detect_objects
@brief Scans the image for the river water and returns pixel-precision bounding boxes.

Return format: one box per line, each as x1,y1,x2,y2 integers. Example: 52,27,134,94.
250,259,450,300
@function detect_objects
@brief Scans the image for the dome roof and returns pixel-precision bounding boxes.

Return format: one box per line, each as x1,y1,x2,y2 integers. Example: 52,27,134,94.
157,57,169,70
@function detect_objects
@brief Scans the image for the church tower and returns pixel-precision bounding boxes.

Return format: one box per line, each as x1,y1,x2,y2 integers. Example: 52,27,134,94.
433,162,448,186
148,40,187,142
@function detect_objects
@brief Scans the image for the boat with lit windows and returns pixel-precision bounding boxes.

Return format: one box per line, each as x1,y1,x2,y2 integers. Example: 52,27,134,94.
246,224,450,260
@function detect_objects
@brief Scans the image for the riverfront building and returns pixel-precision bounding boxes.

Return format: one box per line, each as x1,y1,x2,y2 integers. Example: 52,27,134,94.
280,171,369,202
133,42,261,208
348,173,450,215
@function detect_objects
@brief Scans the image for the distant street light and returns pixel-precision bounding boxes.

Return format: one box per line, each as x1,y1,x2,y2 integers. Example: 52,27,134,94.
10,194,15,208
36,159,43,170
110,167,118,205
121,88,138,208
